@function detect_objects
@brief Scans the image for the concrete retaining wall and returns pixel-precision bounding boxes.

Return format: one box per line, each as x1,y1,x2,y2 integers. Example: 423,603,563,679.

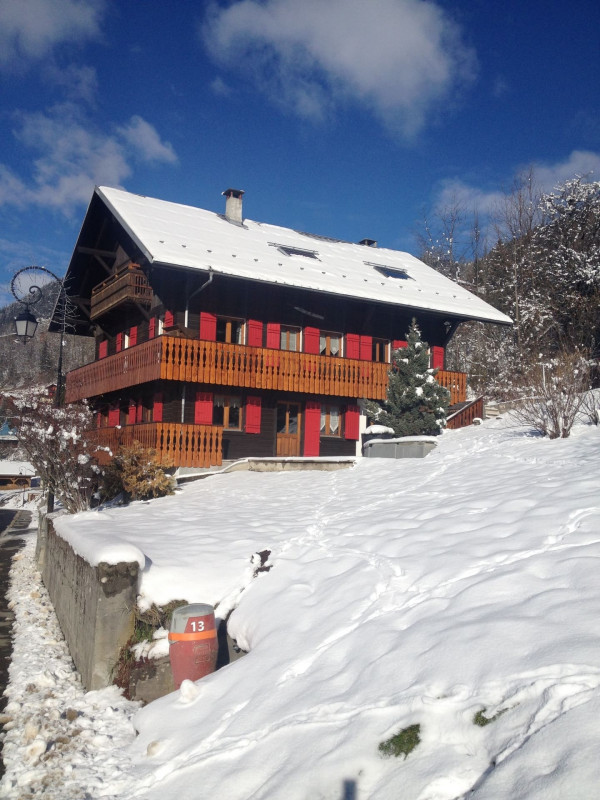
363,439,437,459
41,520,138,691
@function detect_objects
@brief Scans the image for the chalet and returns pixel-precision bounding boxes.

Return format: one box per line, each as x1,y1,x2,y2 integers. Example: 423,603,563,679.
58,187,511,469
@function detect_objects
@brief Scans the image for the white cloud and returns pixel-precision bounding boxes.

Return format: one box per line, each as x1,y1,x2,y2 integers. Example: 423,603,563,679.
0,107,178,217
210,76,233,96
0,0,105,68
436,150,600,219
533,150,600,191
117,116,178,164
44,63,99,103
429,150,600,248
202,0,476,137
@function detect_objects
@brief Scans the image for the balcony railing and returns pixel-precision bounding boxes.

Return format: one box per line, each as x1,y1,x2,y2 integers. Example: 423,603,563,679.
90,263,152,320
66,335,467,406
66,337,392,403
436,370,467,405
87,423,222,468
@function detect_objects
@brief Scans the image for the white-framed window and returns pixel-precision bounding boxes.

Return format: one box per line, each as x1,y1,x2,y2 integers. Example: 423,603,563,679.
280,325,301,351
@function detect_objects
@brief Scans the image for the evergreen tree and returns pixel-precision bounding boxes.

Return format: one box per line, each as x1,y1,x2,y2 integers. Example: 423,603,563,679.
367,320,449,436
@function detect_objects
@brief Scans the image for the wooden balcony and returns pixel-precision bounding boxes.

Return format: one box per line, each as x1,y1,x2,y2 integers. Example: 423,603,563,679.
66,335,467,406
90,263,152,320
87,423,222,468
65,337,391,403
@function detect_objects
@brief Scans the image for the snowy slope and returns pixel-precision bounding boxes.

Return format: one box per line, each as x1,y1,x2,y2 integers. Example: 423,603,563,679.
5,416,600,799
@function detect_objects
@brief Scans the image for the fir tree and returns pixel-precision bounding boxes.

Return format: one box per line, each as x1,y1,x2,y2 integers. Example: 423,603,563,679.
367,320,449,436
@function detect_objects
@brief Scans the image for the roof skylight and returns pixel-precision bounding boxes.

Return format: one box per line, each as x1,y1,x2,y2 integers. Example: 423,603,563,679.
270,243,319,259
367,262,412,280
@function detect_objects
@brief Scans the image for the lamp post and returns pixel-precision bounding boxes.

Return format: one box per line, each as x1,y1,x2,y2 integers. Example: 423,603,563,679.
11,265,68,512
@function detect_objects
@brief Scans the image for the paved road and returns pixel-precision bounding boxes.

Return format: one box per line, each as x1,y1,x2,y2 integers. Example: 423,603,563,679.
0,508,32,778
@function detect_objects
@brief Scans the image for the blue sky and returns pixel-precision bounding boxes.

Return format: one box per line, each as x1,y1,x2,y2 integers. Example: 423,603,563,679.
1,0,599,306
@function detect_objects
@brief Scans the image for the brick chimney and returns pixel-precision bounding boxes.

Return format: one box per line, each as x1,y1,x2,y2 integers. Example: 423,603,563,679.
222,188,244,223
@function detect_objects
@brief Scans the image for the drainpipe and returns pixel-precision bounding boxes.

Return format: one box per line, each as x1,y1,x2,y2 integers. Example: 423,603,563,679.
184,269,213,328
182,270,214,422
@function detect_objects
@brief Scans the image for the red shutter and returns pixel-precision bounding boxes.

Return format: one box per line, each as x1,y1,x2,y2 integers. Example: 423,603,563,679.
164,310,174,329
392,339,407,351
345,333,360,359
266,322,281,349
359,335,372,361
345,405,360,440
149,318,156,339
153,392,163,422
431,346,444,370
115,332,123,353
128,399,136,425
108,404,120,427
98,340,108,359
136,399,143,423
304,401,321,457
96,411,102,428
199,312,217,341
129,326,138,347
303,326,320,354
194,391,213,424
247,319,263,347
245,396,262,433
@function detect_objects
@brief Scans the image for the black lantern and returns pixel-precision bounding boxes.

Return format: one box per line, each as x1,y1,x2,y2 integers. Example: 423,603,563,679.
14,308,39,342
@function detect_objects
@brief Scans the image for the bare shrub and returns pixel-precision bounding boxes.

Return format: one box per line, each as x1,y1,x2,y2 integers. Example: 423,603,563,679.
101,441,174,502
512,351,592,438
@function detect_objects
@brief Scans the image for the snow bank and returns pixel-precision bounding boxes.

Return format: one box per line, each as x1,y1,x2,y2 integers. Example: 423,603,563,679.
5,415,600,798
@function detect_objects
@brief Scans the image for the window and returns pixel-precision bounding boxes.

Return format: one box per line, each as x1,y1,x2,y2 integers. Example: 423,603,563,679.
319,332,341,357
214,395,241,429
270,243,319,259
280,326,301,351
372,338,389,363
216,317,244,344
320,405,341,436
366,262,412,280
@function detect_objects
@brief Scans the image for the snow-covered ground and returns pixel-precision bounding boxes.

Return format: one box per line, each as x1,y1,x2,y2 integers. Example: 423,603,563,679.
2,414,600,799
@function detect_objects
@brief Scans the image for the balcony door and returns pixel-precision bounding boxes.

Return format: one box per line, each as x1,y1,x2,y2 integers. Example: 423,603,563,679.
276,402,301,456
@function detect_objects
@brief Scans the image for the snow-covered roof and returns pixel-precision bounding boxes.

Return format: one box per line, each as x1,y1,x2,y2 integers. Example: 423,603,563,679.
96,187,512,325
0,460,35,477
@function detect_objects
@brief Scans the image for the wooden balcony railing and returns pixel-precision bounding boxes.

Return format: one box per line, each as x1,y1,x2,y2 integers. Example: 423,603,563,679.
90,263,152,320
66,337,391,403
65,335,467,406
86,423,222,468
436,370,467,405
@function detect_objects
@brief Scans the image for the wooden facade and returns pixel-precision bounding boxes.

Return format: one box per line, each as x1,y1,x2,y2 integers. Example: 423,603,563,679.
57,187,508,469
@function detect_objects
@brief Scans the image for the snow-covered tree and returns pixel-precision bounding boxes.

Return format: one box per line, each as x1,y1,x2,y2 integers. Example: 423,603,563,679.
366,320,449,436
12,391,99,513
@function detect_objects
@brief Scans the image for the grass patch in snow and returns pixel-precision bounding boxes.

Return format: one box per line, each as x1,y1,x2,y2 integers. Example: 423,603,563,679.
378,724,421,759
473,707,507,727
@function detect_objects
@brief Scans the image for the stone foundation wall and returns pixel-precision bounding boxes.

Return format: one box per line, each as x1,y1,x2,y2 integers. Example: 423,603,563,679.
41,520,138,691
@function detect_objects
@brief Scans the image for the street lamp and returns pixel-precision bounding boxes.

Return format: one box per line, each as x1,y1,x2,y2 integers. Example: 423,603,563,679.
11,265,68,513
11,265,67,407
14,308,39,341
